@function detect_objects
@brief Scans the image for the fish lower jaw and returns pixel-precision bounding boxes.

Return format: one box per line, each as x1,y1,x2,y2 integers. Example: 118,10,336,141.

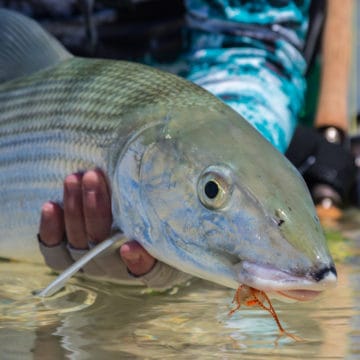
276,289,322,302
234,260,337,301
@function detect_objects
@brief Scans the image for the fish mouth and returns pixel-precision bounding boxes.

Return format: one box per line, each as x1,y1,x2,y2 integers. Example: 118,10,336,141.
234,260,337,301
276,289,322,302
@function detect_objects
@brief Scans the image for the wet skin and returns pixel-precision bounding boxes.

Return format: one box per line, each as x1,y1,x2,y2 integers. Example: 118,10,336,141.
39,170,155,277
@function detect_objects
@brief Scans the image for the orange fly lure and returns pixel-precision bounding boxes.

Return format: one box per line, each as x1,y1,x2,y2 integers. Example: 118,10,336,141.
229,285,302,341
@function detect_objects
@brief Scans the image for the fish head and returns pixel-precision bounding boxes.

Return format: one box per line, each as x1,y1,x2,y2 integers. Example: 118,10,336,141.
119,104,336,301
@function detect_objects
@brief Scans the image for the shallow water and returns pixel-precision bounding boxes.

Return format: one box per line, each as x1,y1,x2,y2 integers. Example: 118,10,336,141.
0,212,359,360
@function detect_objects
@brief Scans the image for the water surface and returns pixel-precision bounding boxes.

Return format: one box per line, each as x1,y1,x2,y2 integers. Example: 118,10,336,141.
0,211,359,359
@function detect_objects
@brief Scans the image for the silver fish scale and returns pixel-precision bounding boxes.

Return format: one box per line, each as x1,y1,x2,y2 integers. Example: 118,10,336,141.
0,56,217,154
1,57,217,113
0,57,220,261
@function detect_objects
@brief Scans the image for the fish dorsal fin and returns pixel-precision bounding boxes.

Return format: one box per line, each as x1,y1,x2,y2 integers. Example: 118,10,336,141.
0,8,72,83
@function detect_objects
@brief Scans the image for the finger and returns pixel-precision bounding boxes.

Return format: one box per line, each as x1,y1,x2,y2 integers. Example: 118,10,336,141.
63,173,87,249
39,202,65,246
82,170,112,244
120,240,156,276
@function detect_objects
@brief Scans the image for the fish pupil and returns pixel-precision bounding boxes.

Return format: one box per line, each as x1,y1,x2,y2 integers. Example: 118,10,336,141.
205,181,219,199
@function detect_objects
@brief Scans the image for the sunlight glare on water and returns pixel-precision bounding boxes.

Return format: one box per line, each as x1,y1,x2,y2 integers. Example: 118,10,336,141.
0,211,359,360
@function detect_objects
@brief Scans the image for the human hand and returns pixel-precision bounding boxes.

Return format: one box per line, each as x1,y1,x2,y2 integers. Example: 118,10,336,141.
38,169,156,276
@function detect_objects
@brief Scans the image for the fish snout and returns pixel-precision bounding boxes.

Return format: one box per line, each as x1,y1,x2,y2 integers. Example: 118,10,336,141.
234,260,337,300
309,264,337,285
277,265,337,302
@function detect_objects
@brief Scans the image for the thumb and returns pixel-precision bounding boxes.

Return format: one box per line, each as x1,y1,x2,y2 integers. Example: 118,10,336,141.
120,240,156,276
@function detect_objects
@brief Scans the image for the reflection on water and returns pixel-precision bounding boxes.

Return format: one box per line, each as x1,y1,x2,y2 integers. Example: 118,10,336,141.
0,212,359,359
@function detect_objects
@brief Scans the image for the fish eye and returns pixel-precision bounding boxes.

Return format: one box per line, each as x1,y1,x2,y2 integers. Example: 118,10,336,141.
197,165,233,210
204,180,219,199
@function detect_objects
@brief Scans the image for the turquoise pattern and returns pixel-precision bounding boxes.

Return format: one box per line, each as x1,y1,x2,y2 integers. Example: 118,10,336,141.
178,0,310,153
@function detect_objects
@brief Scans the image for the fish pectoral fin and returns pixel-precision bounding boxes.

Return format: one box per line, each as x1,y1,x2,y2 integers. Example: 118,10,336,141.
0,8,72,83
35,232,127,298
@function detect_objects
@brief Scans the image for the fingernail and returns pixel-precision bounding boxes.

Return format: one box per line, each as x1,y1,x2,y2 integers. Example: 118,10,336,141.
124,253,141,265
84,187,97,205
41,202,55,217
64,173,82,193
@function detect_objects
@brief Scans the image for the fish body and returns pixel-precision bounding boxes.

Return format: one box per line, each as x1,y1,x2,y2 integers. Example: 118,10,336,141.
0,9,336,299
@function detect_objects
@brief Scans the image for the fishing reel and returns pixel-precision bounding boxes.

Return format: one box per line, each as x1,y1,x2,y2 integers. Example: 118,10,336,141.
286,125,357,214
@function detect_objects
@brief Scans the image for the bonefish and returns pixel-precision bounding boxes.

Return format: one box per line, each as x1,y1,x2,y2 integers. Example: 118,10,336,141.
0,9,336,300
